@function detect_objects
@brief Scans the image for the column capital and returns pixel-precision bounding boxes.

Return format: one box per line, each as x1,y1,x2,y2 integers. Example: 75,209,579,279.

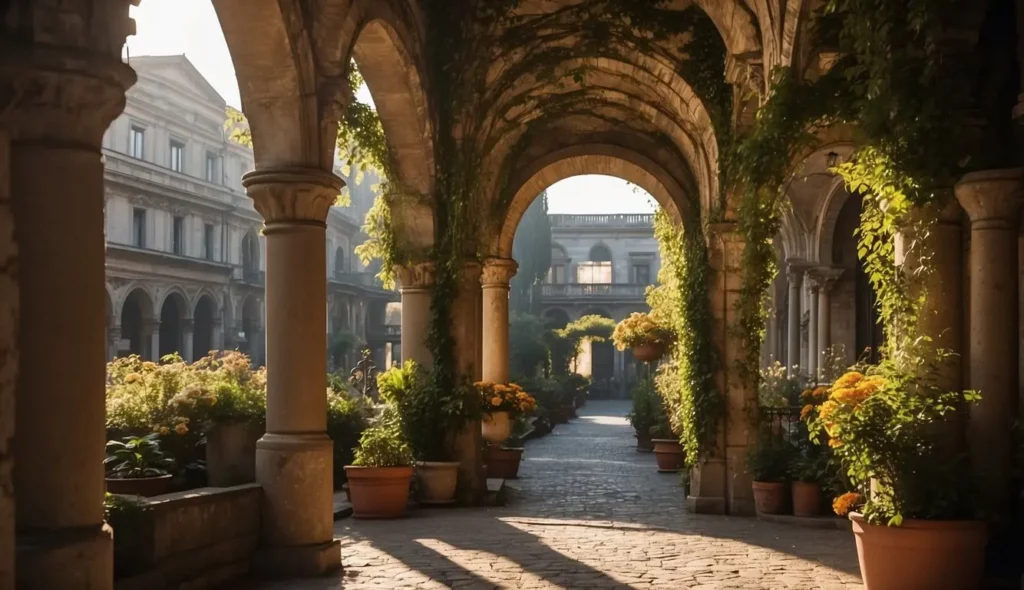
785,259,809,282
242,167,344,225
481,258,518,287
954,168,1024,230
395,261,436,290
141,319,160,335
806,267,843,292
181,319,195,333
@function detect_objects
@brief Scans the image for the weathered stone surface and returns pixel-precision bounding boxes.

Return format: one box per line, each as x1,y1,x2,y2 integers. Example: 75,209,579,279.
236,401,862,590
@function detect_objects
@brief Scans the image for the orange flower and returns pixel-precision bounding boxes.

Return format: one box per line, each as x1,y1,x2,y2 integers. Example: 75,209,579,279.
812,386,829,400
828,437,844,448
818,400,838,422
174,423,189,436
833,371,864,390
800,404,814,421
832,492,862,516
490,396,502,407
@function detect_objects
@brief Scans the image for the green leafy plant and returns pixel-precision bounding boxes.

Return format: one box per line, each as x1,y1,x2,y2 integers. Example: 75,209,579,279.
351,406,414,468
627,379,663,436
509,312,550,378
104,433,176,479
758,361,805,408
612,312,676,351
745,435,795,483
327,389,373,486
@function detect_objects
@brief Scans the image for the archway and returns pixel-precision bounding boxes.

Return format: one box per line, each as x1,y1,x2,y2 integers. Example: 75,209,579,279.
193,295,217,361
121,288,153,358
543,308,570,330
241,230,259,279
334,246,348,277
832,195,883,364
159,291,188,358
240,295,261,364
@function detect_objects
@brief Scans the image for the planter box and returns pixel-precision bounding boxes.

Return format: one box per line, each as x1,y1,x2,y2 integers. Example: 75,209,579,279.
485,446,523,479
206,422,262,487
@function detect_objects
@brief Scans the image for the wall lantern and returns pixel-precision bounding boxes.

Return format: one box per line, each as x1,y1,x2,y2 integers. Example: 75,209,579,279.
825,151,840,168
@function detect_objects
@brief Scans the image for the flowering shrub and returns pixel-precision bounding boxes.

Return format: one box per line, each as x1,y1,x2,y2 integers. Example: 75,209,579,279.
475,381,536,418
611,312,676,350
806,359,979,526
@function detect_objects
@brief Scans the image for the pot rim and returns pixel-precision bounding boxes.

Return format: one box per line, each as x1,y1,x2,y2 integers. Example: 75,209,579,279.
848,511,988,531
343,465,414,478
105,473,173,481
415,461,461,468
751,480,787,486
651,438,681,444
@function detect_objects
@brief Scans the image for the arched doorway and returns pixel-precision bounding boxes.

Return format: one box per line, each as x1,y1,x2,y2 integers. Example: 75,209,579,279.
159,292,188,359
579,309,616,393
334,246,347,277
543,308,570,330
240,295,261,365
193,295,217,361
832,194,883,363
241,230,260,280
121,288,153,358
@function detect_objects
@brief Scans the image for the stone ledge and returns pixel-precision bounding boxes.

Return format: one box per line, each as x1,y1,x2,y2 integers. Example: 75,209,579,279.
755,511,852,530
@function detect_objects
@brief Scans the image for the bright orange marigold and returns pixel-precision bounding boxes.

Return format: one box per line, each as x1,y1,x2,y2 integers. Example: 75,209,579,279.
832,492,862,516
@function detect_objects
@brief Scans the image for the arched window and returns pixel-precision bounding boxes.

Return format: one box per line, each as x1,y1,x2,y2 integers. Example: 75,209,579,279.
547,243,570,284
578,243,613,284
334,246,347,277
241,230,260,279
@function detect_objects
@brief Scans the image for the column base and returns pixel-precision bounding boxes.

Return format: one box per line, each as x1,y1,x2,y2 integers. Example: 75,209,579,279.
686,459,727,515
17,524,113,590
252,540,341,578
256,433,335,548
454,421,485,506
726,446,756,516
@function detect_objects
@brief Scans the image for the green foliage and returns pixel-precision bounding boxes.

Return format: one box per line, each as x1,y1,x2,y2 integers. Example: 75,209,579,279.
329,330,362,365
807,362,979,525
611,312,676,351
627,379,664,436
509,312,550,378
377,360,478,462
745,433,795,483
104,433,176,479
327,390,373,486
758,361,806,408
649,210,719,467
544,315,616,375
510,194,552,314
352,406,414,468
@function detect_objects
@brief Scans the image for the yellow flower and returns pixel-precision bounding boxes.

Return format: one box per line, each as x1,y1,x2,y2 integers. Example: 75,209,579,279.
125,373,140,384
800,404,814,421
818,400,838,422
175,423,189,435
832,492,862,516
833,371,864,390
812,386,829,400
158,426,170,435
828,437,844,448
490,396,502,407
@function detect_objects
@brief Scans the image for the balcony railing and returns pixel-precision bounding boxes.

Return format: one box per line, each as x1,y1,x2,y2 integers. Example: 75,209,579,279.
367,324,402,342
549,213,654,228
537,283,648,299
332,271,382,288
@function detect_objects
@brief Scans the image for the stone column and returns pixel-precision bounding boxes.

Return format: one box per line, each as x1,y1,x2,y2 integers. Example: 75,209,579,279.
181,318,194,362
481,258,518,383
453,262,485,504
809,269,842,378
955,168,1023,519
213,319,225,352
242,167,343,575
4,28,137,589
108,325,122,361
396,262,435,367
144,319,160,361
806,279,819,382
785,261,804,374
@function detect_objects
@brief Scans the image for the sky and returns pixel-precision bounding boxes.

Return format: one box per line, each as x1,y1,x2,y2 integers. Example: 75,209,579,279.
125,0,656,215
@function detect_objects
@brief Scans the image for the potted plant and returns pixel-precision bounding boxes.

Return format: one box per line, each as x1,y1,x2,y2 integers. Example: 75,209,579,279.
104,433,176,497
476,381,536,445
344,407,415,518
380,361,476,505
650,416,685,472
627,380,661,452
486,416,529,479
746,434,793,515
612,312,676,363
807,364,984,589
790,451,827,517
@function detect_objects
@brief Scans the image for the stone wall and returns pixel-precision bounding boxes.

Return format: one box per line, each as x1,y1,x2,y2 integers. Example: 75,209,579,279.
0,127,16,590
113,484,261,590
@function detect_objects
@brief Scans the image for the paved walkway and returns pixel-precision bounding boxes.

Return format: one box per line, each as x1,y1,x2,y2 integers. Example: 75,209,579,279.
242,400,863,589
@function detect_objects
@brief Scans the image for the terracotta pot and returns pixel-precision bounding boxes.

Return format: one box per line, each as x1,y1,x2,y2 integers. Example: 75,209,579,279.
344,465,414,518
482,411,512,444
850,512,986,590
752,481,788,515
652,439,685,472
206,421,263,487
416,461,459,504
105,474,173,497
791,481,822,517
551,406,569,425
632,343,664,363
560,404,576,420
485,446,523,479
635,432,654,452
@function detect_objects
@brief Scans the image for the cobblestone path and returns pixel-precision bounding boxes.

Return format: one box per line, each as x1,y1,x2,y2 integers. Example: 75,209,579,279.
244,400,863,589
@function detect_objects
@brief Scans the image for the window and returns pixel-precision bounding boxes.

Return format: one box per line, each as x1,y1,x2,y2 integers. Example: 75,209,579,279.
132,208,146,248
205,152,219,183
633,264,651,286
170,140,185,172
129,126,145,159
547,264,565,284
204,223,215,260
576,262,612,284
334,246,348,277
172,216,185,255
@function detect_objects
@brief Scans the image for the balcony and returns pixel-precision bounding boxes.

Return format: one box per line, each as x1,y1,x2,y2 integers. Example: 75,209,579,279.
368,324,402,343
330,271,397,299
548,214,654,228
537,283,648,301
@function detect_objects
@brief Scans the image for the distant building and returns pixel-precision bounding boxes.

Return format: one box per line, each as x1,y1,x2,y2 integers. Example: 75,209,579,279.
536,213,661,396
101,55,397,369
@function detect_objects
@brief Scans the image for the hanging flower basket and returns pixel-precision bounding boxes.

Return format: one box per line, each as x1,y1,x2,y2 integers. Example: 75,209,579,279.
481,411,512,444
632,342,665,363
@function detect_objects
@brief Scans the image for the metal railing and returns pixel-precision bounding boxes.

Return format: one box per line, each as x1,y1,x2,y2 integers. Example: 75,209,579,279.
332,271,382,287
538,283,647,298
758,406,804,448
549,213,654,227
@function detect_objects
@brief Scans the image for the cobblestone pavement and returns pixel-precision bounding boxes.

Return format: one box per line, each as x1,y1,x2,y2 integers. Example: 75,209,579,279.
241,400,863,589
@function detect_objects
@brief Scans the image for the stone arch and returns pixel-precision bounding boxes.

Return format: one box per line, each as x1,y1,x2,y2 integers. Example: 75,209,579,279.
690,0,763,61
589,243,613,263
192,293,218,361
496,145,692,259
159,290,189,358
120,287,154,358
239,294,262,360
543,308,571,330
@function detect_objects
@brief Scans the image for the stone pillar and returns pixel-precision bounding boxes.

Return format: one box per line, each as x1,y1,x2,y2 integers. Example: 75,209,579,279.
688,223,756,516
481,258,518,383
0,117,15,590
396,262,435,367
213,319,225,352
181,318,194,362
453,262,485,504
955,168,1023,519
3,26,138,588
242,167,343,575
807,279,819,382
808,269,842,378
785,261,804,374
107,325,122,361
144,319,160,361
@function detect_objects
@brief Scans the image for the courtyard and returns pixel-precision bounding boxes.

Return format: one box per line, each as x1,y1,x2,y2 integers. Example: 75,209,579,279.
240,401,861,590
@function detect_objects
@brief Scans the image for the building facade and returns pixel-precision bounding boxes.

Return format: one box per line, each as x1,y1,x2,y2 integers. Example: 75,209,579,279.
101,55,396,368
536,213,661,396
